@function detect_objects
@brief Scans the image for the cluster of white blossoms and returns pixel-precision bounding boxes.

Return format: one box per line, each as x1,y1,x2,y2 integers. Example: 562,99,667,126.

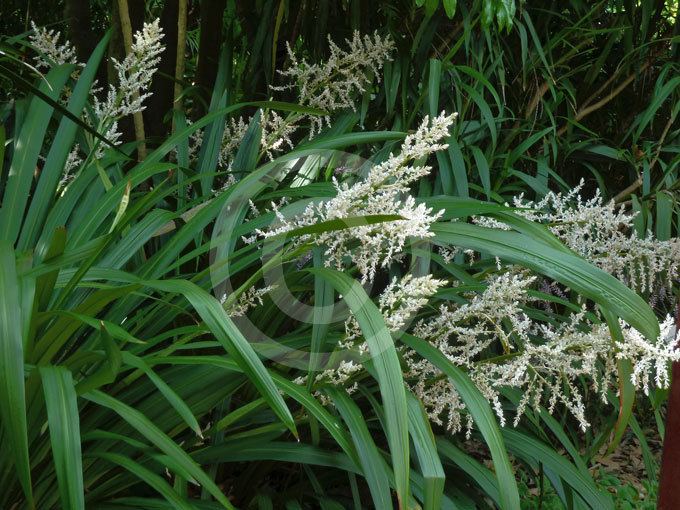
216,117,250,169
403,272,680,434
30,19,163,118
29,21,79,69
404,273,536,432
93,19,165,120
214,111,298,172
222,285,278,318
252,112,456,282
258,111,298,158
345,273,445,340
295,273,444,394
304,266,678,436
31,20,679,440
30,20,165,190
59,143,83,190
617,316,680,393
193,30,394,184
273,31,395,135
476,181,680,296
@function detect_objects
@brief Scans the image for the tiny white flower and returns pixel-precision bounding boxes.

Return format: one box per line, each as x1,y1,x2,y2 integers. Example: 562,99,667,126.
29,21,79,69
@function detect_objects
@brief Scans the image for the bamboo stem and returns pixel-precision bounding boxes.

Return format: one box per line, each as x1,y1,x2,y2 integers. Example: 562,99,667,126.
116,0,147,160
173,0,188,131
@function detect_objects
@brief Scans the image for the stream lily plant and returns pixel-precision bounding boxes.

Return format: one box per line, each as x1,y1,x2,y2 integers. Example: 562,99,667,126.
0,18,676,510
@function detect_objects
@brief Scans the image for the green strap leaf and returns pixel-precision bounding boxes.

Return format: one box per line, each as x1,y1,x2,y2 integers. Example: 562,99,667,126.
401,334,520,510
602,308,634,455
40,366,84,510
18,32,111,250
231,110,262,176
0,241,33,505
82,390,234,509
431,222,660,340
74,321,121,394
501,429,613,509
325,386,392,510
144,279,297,438
427,59,442,118
436,438,501,506
308,268,409,508
93,452,196,510
406,392,445,510
122,352,203,438
308,248,334,384
0,64,72,244
443,0,457,18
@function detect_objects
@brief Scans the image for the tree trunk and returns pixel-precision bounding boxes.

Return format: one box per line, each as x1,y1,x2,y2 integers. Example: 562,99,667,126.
64,0,94,62
194,0,227,117
145,0,179,140
658,303,680,509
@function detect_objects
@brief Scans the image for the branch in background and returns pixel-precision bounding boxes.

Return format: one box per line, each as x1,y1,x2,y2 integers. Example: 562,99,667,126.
612,177,643,204
508,37,593,139
580,63,628,112
434,21,464,58
557,63,650,137
613,113,675,203
524,80,550,120
569,72,642,124
117,0,147,161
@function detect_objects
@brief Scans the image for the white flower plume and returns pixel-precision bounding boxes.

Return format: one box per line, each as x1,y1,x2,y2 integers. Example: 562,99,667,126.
94,19,165,120
273,30,395,135
29,21,79,69
255,111,457,282
404,272,680,435
475,180,680,297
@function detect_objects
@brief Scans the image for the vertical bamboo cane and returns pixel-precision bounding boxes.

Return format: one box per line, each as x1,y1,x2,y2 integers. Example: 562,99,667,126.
116,0,147,160
173,0,188,132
